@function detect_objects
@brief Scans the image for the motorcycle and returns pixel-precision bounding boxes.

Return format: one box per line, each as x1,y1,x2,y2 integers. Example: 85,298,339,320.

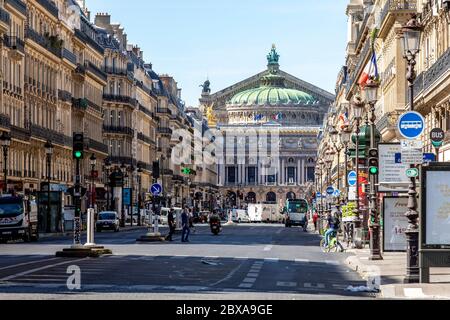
209,215,222,235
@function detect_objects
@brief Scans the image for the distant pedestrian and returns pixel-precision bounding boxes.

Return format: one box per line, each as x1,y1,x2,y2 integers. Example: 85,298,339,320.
313,211,319,232
166,209,175,241
181,207,190,242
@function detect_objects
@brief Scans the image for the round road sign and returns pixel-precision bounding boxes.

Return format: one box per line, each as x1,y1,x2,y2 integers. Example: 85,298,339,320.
398,111,425,140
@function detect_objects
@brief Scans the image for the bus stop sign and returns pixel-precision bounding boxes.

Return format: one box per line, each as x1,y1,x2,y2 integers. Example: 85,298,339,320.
398,111,425,140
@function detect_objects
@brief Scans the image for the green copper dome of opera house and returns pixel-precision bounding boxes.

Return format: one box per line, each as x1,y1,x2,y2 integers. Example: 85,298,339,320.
228,46,317,107
229,85,316,106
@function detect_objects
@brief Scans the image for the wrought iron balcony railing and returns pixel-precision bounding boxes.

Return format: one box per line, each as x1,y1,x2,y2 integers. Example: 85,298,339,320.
36,0,59,18
103,125,134,136
0,8,11,25
85,61,107,82
62,48,77,65
3,36,25,53
103,94,137,107
5,0,27,16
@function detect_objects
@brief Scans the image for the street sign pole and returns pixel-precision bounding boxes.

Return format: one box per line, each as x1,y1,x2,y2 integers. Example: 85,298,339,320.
430,128,445,162
73,157,81,247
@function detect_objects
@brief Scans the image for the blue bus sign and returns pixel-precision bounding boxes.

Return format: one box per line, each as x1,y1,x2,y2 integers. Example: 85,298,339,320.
398,111,425,140
348,171,357,187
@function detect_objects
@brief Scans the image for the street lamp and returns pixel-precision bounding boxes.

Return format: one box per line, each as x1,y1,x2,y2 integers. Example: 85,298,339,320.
351,94,364,227
44,140,53,233
104,158,111,210
120,162,127,227
0,131,11,194
400,14,423,284
325,147,335,213
129,164,135,227
339,125,352,204
89,154,96,209
329,126,341,207
137,165,143,226
364,78,382,261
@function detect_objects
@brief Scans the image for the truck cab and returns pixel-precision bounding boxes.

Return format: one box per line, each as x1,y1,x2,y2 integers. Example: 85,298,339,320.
284,199,309,231
0,195,38,243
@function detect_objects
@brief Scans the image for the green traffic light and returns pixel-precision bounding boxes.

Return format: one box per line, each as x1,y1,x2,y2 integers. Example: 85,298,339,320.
369,167,378,175
74,151,83,159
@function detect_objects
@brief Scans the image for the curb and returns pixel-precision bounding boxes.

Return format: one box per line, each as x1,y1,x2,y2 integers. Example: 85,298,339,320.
39,226,148,239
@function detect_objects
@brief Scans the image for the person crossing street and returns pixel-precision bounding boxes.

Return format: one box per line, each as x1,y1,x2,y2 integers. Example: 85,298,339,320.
181,206,190,242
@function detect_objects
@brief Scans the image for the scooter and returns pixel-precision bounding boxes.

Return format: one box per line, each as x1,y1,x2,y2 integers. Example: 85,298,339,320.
209,215,222,235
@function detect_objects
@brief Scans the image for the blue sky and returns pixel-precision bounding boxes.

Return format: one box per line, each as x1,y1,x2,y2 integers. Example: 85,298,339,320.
85,0,349,106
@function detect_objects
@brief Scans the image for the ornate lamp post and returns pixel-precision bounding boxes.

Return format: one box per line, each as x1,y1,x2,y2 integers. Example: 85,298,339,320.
317,160,324,234
364,78,383,261
400,14,423,283
325,147,335,213
129,164,135,227
329,126,341,208
89,154,97,209
120,162,127,227
104,158,111,210
339,126,352,204
0,131,11,194
137,164,143,226
351,94,365,226
44,140,53,233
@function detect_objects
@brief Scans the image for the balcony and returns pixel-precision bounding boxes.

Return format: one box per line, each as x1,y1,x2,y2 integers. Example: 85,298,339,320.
103,125,134,136
86,99,103,114
412,47,450,101
108,156,136,167
157,127,173,136
30,124,72,147
85,61,107,83
156,108,171,115
0,8,10,33
62,48,77,65
137,161,152,172
379,0,417,38
86,138,108,155
137,132,154,145
36,0,59,19
72,98,88,111
376,110,402,141
5,0,27,16
58,89,72,102
0,114,11,129
3,36,25,61
138,104,154,118
103,94,137,107
25,27,62,58
73,63,86,81
10,125,30,142
104,66,127,76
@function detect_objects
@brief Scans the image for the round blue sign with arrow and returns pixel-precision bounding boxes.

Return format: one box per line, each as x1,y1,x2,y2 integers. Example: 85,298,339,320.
150,183,163,196
398,111,425,140
348,171,357,187
326,186,335,195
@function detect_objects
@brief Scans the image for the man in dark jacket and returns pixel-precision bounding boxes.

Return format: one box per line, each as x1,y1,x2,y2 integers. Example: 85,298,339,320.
166,209,175,241
181,207,190,242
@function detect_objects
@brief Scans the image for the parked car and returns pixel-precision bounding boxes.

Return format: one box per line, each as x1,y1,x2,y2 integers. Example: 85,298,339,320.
96,211,120,232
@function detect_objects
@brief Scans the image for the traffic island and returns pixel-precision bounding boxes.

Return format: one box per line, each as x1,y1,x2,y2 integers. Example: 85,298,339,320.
56,246,112,258
136,232,166,242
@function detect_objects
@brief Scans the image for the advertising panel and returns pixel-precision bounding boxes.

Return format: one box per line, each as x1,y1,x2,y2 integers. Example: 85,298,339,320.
382,197,409,252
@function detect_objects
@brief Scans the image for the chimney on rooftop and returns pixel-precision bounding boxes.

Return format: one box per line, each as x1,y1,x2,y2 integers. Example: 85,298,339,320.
94,12,111,28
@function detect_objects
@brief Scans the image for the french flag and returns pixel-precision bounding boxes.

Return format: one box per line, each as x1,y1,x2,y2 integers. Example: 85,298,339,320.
358,50,379,89
339,112,350,129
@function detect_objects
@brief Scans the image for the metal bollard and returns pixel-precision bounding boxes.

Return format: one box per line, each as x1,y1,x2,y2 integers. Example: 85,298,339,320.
85,208,96,247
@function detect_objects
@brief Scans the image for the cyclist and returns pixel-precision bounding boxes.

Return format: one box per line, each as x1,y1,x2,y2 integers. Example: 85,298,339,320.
324,208,341,248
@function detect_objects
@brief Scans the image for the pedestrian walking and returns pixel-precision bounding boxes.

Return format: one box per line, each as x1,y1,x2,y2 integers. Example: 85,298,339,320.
313,211,319,232
181,206,190,242
166,209,175,241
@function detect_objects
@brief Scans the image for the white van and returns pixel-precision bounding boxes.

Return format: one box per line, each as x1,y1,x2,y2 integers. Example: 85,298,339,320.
247,205,262,223
231,209,250,223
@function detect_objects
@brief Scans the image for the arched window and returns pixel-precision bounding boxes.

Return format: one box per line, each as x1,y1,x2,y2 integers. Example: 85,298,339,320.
286,192,296,200
246,192,257,204
266,192,276,203
288,158,295,163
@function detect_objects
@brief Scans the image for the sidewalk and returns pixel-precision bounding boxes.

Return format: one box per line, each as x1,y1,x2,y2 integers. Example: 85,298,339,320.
344,249,450,299
39,225,148,239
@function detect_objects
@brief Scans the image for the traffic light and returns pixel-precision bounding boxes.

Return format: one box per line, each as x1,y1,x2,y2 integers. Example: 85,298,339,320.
73,133,84,159
182,167,196,175
368,148,379,175
152,161,160,179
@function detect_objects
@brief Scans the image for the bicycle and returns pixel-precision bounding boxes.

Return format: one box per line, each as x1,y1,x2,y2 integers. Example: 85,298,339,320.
320,229,345,253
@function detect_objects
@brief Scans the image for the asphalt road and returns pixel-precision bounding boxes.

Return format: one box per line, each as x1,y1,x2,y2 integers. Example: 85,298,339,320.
0,223,375,300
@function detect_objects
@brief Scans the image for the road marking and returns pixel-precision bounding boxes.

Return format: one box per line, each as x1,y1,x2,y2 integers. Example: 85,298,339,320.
277,281,297,287
0,258,87,281
264,258,279,263
238,283,253,288
246,273,259,278
242,278,256,283
276,229,283,234
0,257,60,272
326,260,340,266
263,245,273,252
234,257,249,260
404,288,427,298
304,283,325,289
295,259,310,264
